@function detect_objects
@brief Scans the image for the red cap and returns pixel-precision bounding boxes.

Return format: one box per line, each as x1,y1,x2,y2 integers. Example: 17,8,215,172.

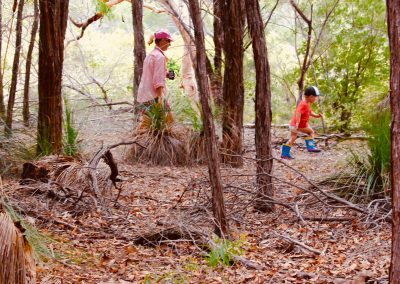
154,30,173,41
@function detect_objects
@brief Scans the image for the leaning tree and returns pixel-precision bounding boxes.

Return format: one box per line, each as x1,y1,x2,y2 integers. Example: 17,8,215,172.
188,0,229,237
387,0,400,282
37,0,69,154
5,0,24,135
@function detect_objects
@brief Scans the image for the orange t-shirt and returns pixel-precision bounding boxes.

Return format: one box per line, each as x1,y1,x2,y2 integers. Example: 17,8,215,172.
290,100,311,128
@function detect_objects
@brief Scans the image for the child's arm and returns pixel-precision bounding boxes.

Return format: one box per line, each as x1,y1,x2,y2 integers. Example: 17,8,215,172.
294,111,301,128
310,111,323,118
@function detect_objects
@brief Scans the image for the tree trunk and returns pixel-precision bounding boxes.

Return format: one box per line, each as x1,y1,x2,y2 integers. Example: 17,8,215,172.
221,0,244,167
37,0,69,154
188,0,229,238
290,0,312,106
245,0,274,212
158,0,199,105
211,0,223,107
5,0,25,135
0,0,4,119
23,0,39,127
131,0,145,103
387,1,400,282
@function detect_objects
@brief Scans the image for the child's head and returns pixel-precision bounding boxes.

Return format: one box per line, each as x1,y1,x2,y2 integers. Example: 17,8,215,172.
304,86,320,103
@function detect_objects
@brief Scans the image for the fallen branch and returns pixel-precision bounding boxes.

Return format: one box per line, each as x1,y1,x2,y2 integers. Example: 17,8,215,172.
275,233,323,255
88,140,145,197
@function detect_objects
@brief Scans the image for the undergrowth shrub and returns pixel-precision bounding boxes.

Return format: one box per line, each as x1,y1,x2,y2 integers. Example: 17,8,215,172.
0,132,37,175
131,101,189,166
205,237,244,267
1,199,54,262
319,110,391,203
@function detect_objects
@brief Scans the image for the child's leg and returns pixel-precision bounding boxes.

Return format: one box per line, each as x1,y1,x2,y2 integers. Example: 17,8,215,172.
298,126,321,152
297,126,315,137
281,126,297,159
287,126,298,145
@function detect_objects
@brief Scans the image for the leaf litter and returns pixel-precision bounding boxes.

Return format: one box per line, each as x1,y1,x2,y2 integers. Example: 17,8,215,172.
1,116,390,284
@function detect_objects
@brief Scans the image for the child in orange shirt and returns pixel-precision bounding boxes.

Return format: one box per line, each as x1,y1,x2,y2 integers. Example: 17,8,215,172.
281,86,323,159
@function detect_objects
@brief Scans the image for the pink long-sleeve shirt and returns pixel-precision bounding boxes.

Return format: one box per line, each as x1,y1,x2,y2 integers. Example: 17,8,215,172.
137,47,167,103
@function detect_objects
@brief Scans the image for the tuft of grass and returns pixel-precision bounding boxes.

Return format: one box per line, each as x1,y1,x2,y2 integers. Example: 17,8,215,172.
63,99,80,157
205,237,244,268
1,132,39,175
1,200,55,262
132,101,190,166
319,110,391,203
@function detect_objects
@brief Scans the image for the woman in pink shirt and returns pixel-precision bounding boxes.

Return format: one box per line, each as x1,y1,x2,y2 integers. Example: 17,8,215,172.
137,30,173,111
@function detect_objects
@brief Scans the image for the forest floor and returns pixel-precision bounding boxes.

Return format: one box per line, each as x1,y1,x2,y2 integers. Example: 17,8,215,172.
1,109,390,284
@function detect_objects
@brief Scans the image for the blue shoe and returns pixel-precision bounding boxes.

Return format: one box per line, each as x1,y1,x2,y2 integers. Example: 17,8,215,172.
305,137,321,153
281,144,294,159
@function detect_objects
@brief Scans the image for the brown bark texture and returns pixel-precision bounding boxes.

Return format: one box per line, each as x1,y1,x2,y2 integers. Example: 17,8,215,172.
37,0,69,154
23,0,39,126
131,0,146,103
211,0,223,106
0,0,4,118
245,0,274,212
188,0,229,238
5,0,24,135
221,0,245,167
387,1,400,282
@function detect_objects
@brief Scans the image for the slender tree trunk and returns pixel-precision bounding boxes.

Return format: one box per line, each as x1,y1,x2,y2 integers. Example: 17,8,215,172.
188,0,229,238
245,0,274,212
5,0,25,135
158,0,199,104
221,0,244,167
23,0,39,126
290,0,312,105
0,0,4,119
131,0,145,103
387,1,400,282
211,0,223,106
37,0,69,154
